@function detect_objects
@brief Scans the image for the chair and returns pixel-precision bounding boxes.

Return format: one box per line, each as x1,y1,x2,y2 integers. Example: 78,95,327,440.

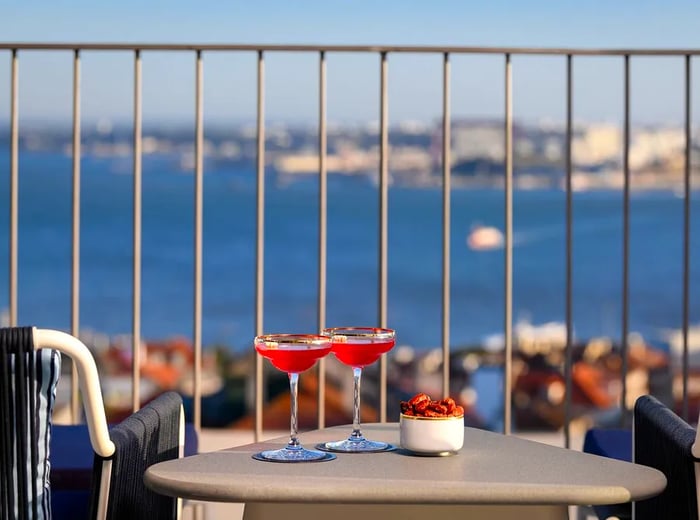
634,394,700,520
0,326,184,520
88,391,184,520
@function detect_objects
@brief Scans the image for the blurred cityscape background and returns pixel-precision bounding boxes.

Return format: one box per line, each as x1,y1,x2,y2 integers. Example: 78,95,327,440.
1,1,700,435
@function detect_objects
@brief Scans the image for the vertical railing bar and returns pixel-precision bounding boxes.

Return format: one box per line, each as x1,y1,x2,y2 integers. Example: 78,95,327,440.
193,50,204,432
9,49,18,327
254,50,266,441
564,54,573,449
441,52,451,398
132,49,142,413
378,51,389,422
621,54,630,426
503,53,513,435
317,50,328,429
70,48,81,423
682,54,692,421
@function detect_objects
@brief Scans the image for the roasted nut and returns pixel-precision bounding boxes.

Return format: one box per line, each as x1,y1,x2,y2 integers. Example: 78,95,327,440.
414,400,430,413
429,403,448,415
401,393,464,418
408,393,430,406
440,397,456,414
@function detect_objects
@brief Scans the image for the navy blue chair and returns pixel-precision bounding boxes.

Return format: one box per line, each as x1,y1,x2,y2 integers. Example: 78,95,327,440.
88,391,184,520
634,395,699,520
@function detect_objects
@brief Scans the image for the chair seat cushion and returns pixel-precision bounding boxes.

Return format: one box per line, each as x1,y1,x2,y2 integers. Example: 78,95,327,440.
583,428,632,520
50,424,94,490
582,428,632,462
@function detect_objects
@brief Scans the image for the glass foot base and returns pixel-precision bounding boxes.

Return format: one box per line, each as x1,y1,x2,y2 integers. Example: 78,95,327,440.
316,439,397,453
252,447,336,463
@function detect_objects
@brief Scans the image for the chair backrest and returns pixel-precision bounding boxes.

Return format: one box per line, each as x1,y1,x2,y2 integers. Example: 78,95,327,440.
89,391,184,520
634,394,700,520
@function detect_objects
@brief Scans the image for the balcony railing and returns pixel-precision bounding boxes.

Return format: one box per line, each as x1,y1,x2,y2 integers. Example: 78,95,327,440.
1,43,696,449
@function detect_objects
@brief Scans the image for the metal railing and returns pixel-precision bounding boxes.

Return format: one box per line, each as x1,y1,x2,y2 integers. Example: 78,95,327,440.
2,43,696,448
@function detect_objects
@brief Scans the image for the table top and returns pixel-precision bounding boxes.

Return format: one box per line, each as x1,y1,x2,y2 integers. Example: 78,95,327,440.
145,423,666,506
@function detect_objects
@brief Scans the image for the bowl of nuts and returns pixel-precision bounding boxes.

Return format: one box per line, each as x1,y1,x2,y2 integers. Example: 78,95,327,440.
399,393,464,456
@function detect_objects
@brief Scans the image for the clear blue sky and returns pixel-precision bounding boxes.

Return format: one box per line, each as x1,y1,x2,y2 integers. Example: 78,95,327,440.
0,1,699,126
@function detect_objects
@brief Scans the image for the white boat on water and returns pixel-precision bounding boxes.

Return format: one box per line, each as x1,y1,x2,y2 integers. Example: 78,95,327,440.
467,225,504,251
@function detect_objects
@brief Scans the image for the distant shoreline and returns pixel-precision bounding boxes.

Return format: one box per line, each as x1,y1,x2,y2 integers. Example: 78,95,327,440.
1,117,697,194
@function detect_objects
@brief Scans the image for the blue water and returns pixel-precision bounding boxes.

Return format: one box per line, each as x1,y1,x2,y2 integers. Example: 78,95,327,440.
1,150,699,353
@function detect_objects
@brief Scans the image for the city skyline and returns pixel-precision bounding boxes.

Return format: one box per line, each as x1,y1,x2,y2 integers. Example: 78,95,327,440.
0,1,699,124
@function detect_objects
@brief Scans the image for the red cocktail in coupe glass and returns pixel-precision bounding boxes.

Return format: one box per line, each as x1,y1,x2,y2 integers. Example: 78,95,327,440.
253,334,335,462
318,327,396,453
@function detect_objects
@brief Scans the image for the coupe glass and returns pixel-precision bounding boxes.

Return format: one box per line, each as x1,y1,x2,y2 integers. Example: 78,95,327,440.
252,334,335,462
318,327,396,453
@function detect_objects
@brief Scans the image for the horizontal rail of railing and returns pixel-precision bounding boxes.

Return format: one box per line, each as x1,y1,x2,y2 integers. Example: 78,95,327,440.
3,43,695,448
2,42,700,55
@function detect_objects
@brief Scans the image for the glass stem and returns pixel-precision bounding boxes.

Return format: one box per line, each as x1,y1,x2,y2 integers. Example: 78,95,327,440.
351,367,364,440
288,372,300,449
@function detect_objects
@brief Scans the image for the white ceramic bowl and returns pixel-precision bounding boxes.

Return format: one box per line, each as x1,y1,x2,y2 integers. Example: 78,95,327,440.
399,413,464,455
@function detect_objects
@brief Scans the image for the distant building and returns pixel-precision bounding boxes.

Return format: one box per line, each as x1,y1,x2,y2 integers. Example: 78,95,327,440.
572,124,621,167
